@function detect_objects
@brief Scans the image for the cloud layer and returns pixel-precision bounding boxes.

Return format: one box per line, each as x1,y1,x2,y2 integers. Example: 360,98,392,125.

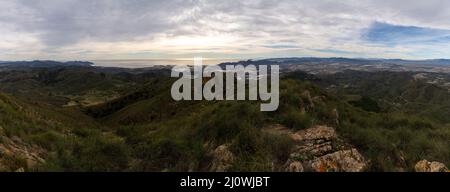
1,0,450,60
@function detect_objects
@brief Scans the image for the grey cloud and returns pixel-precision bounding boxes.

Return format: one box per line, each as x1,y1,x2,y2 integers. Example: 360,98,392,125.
9,0,199,46
7,0,450,46
2,0,450,59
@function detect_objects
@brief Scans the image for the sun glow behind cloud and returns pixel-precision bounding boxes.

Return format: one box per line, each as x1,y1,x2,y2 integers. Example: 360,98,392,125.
1,0,450,61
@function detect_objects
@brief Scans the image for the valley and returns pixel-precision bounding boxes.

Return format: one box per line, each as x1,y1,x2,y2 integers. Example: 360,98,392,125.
0,59,449,172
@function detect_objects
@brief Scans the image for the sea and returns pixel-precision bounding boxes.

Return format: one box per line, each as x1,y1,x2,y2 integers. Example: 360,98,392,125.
91,59,239,68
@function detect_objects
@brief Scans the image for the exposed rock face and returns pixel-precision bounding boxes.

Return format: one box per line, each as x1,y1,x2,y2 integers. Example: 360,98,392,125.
210,144,235,172
265,125,367,172
310,149,366,172
0,135,46,171
290,125,336,141
289,126,336,159
415,160,448,172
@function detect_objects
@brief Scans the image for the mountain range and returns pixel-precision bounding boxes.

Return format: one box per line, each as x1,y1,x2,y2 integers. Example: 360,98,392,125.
0,58,449,172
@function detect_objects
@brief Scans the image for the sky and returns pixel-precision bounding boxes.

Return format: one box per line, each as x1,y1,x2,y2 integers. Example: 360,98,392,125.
1,0,450,61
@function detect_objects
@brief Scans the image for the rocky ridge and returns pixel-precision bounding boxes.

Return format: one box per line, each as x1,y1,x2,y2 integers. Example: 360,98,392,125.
266,124,367,172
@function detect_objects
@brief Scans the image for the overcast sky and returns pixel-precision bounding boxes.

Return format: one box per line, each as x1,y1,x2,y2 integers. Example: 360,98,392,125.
1,0,450,61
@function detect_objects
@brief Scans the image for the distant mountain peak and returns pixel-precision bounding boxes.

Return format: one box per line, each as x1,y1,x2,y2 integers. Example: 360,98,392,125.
0,60,93,68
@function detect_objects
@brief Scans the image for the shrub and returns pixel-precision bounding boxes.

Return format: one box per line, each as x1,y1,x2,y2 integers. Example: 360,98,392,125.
281,110,312,130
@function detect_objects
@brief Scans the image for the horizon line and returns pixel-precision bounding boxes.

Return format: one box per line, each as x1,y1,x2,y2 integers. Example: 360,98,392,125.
3,56,450,63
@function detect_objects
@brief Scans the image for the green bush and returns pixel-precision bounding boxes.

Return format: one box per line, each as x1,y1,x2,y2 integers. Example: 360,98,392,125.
281,110,312,130
63,136,130,171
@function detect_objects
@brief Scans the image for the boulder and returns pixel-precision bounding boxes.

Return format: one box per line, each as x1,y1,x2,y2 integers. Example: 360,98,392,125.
415,160,448,172
430,162,448,172
210,144,234,172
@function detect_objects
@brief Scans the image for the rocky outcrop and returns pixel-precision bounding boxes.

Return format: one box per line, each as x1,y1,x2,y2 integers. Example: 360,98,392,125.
265,125,367,172
290,125,336,141
415,160,448,172
309,149,366,172
289,126,336,158
0,135,46,171
209,144,235,172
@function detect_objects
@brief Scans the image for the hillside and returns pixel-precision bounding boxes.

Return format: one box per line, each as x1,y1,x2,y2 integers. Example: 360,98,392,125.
0,91,130,171
83,73,450,171
316,70,450,123
0,65,449,172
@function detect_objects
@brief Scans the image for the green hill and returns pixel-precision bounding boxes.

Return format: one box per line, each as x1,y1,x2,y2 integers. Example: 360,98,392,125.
1,67,449,172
